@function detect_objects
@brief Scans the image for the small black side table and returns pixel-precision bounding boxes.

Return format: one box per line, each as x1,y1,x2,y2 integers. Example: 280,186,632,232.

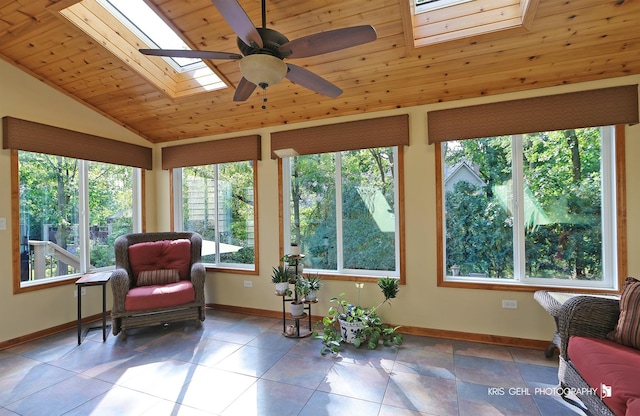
76,272,112,345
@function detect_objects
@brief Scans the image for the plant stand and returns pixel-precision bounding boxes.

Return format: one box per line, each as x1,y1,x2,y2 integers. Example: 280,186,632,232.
279,254,315,338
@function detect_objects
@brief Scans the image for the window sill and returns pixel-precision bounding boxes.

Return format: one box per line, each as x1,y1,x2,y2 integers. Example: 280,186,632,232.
205,265,258,276
438,279,619,294
313,272,404,285
16,276,79,294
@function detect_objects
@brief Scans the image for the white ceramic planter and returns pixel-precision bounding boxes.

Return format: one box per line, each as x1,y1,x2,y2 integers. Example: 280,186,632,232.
339,318,364,344
290,302,305,317
274,282,289,295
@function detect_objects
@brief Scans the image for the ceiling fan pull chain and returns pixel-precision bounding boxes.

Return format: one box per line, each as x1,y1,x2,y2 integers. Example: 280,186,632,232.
262,88,268,110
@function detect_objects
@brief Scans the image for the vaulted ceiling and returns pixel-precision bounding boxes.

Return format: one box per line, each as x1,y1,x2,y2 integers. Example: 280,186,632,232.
1,0,638,143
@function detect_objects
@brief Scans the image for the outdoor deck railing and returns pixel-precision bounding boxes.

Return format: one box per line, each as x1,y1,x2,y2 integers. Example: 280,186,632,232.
28,240,81,280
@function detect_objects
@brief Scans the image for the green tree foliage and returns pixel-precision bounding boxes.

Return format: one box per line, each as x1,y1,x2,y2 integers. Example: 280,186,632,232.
445,181,512,278
88,161,133,267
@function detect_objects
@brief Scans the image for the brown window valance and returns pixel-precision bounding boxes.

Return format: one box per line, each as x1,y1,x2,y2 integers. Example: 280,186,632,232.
270,114,409,159
2,116,152,169
161,135,261,170
427,85,639,143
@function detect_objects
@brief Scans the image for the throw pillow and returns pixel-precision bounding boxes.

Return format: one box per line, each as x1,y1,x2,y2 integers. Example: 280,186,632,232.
608,277,640,349
128,239,191,281
137,269,180,286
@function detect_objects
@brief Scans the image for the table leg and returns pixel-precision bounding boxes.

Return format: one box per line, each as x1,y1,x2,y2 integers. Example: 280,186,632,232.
77,285,82,345
102,284,107,341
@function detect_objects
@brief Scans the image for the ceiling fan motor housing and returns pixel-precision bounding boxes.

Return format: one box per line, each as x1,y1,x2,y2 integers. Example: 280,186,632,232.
237,27,289,58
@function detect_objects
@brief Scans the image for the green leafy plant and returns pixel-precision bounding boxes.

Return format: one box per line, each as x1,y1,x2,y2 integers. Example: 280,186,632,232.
271,265,289,283
291,276,309,299
314,277,403,355
280,253,298,266
304,273,322,292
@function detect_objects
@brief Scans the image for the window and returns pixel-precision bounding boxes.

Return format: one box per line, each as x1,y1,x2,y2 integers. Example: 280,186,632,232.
282,147,401,278
57,0,226,98
415,0,473,13
18,151,141,288
98,0,205,72
440,127,617,289
173,161,257,271
407,0,538,47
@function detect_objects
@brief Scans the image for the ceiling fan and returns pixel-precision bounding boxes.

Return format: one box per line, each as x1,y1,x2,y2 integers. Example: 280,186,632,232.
139,0,377,107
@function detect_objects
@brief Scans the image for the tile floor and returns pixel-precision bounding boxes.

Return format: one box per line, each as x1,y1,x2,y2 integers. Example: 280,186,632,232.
0,309,587,415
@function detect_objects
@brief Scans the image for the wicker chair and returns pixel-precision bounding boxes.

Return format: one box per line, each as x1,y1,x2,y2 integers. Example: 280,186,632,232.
111,232,206,339
557,295,620,416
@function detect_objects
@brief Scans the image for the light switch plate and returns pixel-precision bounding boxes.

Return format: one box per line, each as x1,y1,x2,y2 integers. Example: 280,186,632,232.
0,217,6,230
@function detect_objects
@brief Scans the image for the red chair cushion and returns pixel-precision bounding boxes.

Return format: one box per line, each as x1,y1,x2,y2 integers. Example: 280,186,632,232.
128,239,191,284
569,336,640,416
124,281,195,311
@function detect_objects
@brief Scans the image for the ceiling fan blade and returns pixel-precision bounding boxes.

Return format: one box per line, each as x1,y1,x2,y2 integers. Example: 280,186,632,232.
140,49,242,60
285,64,342,98
233,77,257,102
212,0,263,49
279,25,377,59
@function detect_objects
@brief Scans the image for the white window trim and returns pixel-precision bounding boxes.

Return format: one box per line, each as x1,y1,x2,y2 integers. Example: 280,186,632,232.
443,127,617,290
282,148,401,278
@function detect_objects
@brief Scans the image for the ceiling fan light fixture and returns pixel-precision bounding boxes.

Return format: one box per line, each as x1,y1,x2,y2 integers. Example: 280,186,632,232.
239,54,287,89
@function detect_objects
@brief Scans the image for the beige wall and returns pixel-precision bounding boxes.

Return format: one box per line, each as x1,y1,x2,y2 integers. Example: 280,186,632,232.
0,60,151,341
2,58,639,346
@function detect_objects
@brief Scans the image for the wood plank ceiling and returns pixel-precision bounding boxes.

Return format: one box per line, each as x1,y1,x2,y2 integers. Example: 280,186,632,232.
0,0,638,144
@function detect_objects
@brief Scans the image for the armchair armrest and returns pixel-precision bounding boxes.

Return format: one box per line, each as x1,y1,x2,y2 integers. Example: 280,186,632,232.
190,262,206,307
557,295,619,359
110,268,132,315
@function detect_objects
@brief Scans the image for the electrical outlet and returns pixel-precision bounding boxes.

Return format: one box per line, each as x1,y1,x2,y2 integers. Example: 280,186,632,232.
502,300,518,309
74,288,87,297
243,280,252,288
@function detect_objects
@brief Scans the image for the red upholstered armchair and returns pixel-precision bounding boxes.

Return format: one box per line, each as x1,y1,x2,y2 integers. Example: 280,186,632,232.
111,232,206,339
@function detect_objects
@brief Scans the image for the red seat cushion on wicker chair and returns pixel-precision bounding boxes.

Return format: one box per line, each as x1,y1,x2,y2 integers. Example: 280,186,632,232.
125,281,195,311
569,336,640,416
128,239,191,285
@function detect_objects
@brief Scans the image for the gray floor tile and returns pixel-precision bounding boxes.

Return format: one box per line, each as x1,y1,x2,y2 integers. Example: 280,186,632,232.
0,312,585,416
299,390,381,416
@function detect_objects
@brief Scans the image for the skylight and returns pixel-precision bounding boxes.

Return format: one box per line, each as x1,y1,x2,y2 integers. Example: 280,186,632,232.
415,0,473,13
57,0,227,97
98,0,201,71
407,0,538,47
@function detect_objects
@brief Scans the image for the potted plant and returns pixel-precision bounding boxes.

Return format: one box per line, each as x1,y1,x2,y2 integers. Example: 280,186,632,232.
303,273,321,302
271,265,289,295
281,253,304,282
315,277,403,355
289,277,308,317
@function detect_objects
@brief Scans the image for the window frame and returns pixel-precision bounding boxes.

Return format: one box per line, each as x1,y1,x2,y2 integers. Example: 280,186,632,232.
11,150,144,294
435,125,628,293
171,161,259,274
278,147,406,284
